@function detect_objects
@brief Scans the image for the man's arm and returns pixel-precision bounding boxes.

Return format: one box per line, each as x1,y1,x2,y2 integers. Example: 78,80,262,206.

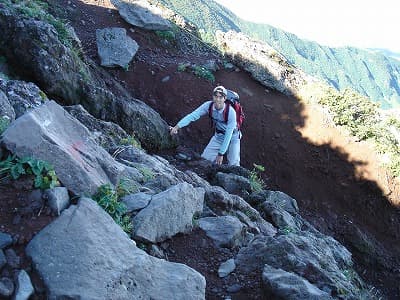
170,101,211,135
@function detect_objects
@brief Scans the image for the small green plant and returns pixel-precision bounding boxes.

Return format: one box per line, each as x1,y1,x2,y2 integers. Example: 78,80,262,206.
177,62,190,72
138,166,154,182
11,0,74,47
0,116,10,135
192,65,215,82
38,90,47,101
249,163,266,192
244,209,256,219
137,242,147,251
0,72,9,80
0,155,59,189
192,211,201,227
280,226,294,235
155,30,176,41
177,63,215,82
116,177,138,198
92,183,133,234
120,134,141,149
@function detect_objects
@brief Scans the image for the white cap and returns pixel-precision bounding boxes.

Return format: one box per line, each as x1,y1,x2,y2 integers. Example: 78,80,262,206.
213,85,227,96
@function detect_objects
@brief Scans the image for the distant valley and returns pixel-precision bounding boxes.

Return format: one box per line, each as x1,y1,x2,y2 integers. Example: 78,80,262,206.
157,0,400,109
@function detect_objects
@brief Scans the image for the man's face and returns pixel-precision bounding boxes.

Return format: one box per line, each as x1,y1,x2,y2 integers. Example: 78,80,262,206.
213,92,226,110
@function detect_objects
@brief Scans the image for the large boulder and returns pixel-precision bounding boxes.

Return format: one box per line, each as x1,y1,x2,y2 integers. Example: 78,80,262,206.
216,31,314,96
0,5,175,150
2,101,124,195
65,104,130,151
262,264,333,300
0,79,46,118
198,215,246,248
26,198,205,299
96,27,139,68
111,0,171,30
235,232,363,297
205,186,277,236
132,183,204,242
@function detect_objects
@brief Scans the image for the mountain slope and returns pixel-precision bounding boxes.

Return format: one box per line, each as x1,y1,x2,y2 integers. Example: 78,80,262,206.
155,0,400,109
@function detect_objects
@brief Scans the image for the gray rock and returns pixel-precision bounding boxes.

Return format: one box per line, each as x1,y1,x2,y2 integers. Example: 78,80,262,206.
0,89,15,121
218,259,236,278
235,232,360,297
0,80,45,118
262,264,333,300
43,187,70,215
26,198,205,299
205,186,276,237
96,27,139,68
262,190,299,215
0,232,12,249
111,0,171,31
116,146,180,180
149,245,165,259
14,270,34,300
132,183,204,243
161,76,170,82
215,31,313,96
215,172,251,194
65,104,130,151
261,204,301,231
0,277,14,297
2,101,125,196
5,248,20,269
227,283,242,293
121,192,152,212
199,216,245,248
0,250,6,269
202,59,219,72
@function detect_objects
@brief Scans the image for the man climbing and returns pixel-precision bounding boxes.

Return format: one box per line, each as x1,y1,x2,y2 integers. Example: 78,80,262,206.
169,85,241,166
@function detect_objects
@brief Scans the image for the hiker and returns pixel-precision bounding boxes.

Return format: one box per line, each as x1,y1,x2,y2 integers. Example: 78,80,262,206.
169,85,241,166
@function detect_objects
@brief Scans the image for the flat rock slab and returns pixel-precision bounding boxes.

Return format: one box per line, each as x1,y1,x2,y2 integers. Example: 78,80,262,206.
96,27,138,68
111,0,171,30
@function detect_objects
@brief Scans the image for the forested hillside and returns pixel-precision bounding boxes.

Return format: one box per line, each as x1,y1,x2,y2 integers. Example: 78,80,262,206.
155,0,400,109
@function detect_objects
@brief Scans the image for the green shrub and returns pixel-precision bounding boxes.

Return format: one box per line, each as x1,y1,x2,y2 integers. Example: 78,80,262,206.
192,65,215,82
300,82,400,178
0,155,59,189
138,166,154,182
249,163,266,192
7,0,74,47
120,135,142,149
155,30,176,41
92,183,133,234
177,62,190,72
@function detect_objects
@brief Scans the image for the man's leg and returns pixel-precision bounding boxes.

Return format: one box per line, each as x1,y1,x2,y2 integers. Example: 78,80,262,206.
201,135,221,163
227,135,240,166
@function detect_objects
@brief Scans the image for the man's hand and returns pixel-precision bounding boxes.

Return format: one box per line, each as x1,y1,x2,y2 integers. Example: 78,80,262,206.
215,154,223,165
169,125,179,135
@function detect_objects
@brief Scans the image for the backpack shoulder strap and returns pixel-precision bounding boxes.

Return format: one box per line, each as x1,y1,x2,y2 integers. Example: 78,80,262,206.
223,102,230,123
208,101,213,118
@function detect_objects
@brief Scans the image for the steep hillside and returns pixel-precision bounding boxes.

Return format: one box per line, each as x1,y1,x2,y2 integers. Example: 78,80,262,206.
155,0,400,109
51,0,400,297
0,0,400,299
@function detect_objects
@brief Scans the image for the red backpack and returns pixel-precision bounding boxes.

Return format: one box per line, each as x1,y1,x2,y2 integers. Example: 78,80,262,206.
208,90,245,131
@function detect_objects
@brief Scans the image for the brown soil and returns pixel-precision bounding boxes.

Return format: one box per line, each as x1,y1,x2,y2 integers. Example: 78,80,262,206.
1,0,400,299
